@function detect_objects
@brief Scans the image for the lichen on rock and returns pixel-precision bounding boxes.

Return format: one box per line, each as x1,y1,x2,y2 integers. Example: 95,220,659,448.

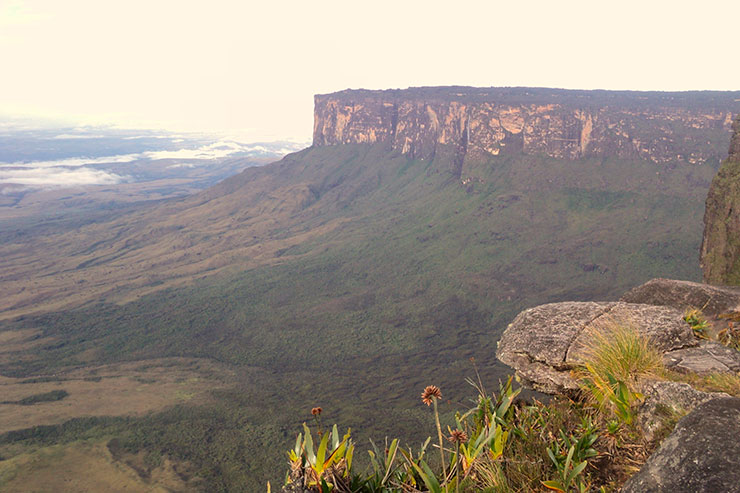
622,397,740,493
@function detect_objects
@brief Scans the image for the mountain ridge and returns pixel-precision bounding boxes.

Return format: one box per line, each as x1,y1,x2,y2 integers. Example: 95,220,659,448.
314,87,740,178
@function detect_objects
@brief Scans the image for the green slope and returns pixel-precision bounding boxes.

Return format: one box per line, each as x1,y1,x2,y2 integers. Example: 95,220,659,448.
0,143,718,490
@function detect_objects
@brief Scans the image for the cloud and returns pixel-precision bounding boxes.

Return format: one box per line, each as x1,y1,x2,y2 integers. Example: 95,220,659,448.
143,141,251,160
2,154,141,169
0,140,297,170
0,167,125,187
51,133,107,139
166,163,196,169
0,184,33,195
0,138,304,189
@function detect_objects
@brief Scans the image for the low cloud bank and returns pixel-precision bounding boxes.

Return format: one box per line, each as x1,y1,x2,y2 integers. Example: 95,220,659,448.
0,139,307,188
0,167,125,186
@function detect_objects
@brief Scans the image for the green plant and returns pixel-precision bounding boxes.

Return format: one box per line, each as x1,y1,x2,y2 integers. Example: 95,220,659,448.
684,309,710,339
286,423,354,492
456,422,507,479
396,437,432,492
454,375,518,478
542,445,589,493
579,363,643,425
408,458,451,493
12,389,69,405
542,420,597,493
364,438,401,492
605,418,621,436
575,324,660,424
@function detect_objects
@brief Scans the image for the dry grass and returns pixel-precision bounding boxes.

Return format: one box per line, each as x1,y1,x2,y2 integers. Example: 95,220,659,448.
0,440,201,492
574,323,664,392
0,164,350,320
661,369,740,397
0,358,231,434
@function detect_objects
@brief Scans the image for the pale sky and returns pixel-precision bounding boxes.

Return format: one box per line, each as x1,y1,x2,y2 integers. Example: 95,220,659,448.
1,0,738,141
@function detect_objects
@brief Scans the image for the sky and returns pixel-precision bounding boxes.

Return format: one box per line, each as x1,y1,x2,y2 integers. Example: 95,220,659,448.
1,0,739,141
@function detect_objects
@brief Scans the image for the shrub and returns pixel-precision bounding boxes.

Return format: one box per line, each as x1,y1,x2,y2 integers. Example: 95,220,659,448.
285,423,355,492
16,389,69,405
684,309,710,339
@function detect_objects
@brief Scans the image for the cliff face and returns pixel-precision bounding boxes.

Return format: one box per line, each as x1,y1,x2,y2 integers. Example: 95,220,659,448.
701,115,740,284
314,87,738,178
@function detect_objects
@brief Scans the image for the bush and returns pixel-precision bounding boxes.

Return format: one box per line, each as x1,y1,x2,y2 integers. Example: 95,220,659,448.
16,390,69,405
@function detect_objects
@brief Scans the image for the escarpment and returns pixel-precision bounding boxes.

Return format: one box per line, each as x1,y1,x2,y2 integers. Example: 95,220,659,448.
701,115,740,284
314,87,739,180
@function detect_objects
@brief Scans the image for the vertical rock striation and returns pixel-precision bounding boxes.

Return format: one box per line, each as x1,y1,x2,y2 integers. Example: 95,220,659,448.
314,88,739,182
701,115,740,284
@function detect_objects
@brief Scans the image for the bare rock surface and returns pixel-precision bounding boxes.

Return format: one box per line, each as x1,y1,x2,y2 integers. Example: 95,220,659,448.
314,88,737,166
621,278,740,315
664,340,740,375
636,380,728,442
623,397,740,493
496,301,695,393
566,303,694,365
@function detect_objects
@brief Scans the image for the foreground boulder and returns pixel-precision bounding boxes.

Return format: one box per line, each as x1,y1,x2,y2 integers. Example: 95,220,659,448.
495,302,695,393
623,397,740,493
621,278,740,315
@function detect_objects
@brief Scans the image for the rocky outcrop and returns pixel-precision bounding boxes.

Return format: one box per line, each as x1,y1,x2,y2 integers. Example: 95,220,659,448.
495,301,695,393
314,88,739,179
621,278,740,315
664,341,740,375
637,380,728,442
701,115,740,284
497,277,740,392
622,397,740,493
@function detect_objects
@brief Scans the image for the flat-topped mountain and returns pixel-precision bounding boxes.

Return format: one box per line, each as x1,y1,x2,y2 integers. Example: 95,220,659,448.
314,87,739,174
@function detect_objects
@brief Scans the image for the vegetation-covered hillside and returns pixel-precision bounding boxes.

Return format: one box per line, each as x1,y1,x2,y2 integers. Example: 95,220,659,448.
0,135,725,490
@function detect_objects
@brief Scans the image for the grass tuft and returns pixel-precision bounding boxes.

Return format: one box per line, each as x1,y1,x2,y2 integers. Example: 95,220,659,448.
577,324,663,391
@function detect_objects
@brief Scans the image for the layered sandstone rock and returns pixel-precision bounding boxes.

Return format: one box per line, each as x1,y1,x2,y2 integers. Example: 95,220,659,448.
314,88,739,180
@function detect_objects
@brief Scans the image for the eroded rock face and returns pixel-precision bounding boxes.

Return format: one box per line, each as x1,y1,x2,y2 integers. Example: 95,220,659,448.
314,88,739,178
495,302,695,393
701,115,740,284
621,278,740,315
622,397,740,493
